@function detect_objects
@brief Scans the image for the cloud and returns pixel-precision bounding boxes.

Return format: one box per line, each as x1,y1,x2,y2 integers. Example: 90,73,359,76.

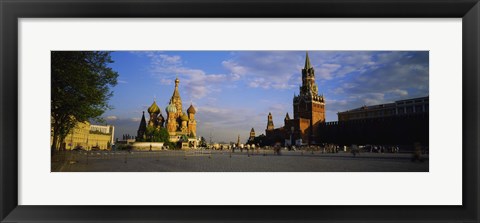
139,52,235,99
145,52,181,66
118,80,128,84
160,79,173,85
194,105,265,142
360,93,386,105
220,51,383,90
122,51,429,138
322,51,428,120
222,51,301,90
267,102,289,113
325,99,349,113
191,99,292,143
390,89,409,96
316,63,342,80
105,115,118,121
341,52,428,97
157,54,181,65
222,60,247,78
197,106,251,126
130,117,141,122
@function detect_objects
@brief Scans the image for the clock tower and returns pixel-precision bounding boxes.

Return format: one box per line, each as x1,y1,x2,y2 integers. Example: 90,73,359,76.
292,52,325,144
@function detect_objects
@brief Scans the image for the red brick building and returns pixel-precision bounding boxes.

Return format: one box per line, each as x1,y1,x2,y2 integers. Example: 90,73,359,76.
265,52,326,146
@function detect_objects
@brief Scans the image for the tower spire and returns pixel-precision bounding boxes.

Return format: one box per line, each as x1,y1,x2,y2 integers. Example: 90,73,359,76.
136,111,147,140
304,51,312,69
267,112,274,130
174,77,180,89
170,77,182,113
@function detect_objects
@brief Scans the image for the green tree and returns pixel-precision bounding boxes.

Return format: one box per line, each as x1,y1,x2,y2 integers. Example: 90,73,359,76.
200,137,207,147
51,51,118,154
145,126,170,143
158,128,170,143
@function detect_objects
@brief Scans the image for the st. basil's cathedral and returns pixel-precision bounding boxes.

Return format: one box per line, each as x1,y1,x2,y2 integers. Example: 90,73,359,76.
136,77,198,147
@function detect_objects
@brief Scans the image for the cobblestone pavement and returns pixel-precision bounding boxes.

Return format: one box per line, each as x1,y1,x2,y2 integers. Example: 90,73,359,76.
51,150,429,172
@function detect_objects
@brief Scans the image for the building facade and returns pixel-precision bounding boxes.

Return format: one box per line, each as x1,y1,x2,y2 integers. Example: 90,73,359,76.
265,52,326,146
337,96,429,121
319,113,428,148
319,96,430,147
55,122,115,150
136,78,198,148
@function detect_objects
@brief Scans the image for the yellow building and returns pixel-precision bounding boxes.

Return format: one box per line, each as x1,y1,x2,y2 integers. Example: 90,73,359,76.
54,121,115,150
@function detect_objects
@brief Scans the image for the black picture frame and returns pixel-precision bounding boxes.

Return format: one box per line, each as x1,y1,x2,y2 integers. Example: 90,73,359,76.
1,0,479,222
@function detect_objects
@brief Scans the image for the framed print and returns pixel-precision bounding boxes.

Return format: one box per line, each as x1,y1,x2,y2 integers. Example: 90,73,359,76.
1,0,479,222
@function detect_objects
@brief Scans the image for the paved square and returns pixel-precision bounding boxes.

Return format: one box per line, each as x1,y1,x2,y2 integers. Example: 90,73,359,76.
52,150,428,172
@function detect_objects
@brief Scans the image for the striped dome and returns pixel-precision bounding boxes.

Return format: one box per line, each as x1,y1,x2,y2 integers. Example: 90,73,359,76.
147,101,160,114
166,103,177,113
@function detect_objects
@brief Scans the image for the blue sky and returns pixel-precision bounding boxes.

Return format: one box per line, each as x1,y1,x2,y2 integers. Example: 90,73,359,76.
101,51,429,143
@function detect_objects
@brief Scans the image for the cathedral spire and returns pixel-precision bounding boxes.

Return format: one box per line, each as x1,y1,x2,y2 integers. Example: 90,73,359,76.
304,51,312,69
173,77,180,98
136,111,147,140
141,111,146,123
170,77,183,114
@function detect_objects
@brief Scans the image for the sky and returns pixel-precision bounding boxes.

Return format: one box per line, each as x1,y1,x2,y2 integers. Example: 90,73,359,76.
100,51,429,143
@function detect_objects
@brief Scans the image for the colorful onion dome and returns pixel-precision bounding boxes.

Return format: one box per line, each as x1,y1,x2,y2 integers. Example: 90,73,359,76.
147,100,160,114
187,104,196,114
180,113,189,121
166,103,177,113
